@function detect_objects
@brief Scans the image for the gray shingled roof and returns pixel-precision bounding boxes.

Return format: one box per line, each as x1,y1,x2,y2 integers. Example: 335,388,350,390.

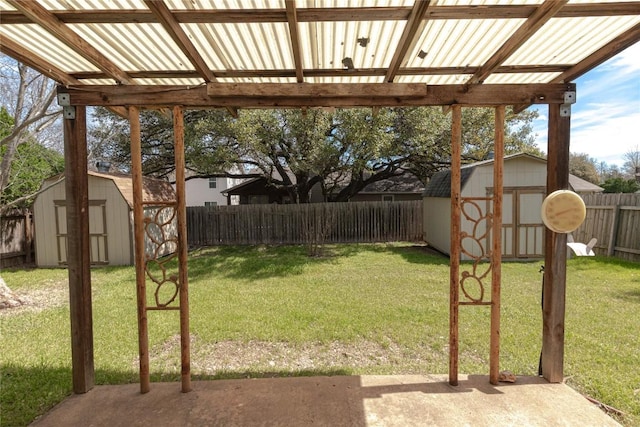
422,167,475,198
422,153,604,198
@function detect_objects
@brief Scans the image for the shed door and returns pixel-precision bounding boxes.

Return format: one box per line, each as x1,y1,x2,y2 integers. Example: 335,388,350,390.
54,201,109,265
497,189,544,258
515,191,544,258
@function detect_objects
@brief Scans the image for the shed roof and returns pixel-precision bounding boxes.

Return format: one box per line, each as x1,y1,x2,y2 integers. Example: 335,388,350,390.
568,173,604,193
44,171,176,208
422,152,603,197
1,1,638,110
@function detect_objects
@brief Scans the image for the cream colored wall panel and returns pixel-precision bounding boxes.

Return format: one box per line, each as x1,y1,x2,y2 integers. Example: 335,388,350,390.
423,197,452,256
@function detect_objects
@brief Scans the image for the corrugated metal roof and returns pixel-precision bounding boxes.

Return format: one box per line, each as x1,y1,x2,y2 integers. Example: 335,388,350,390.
0,0,638,90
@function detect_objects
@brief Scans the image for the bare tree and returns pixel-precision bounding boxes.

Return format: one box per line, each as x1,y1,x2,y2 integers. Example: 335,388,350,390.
0,56,61,194
622,145,640,181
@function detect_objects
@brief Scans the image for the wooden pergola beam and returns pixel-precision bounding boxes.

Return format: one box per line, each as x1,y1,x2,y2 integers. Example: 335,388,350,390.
59,82,575,108
466,0,568,87
7,0,134,85
384,0,432,83
0,36,128,119
144,0,215,82
285,0,304,83
143,0,237,117
67,64,573,81
0,36,80,86
2,3,638,25
553,22,640,84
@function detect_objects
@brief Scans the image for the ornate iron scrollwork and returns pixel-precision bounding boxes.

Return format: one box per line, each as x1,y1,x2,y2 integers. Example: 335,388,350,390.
143,204,179,308
459,198,493,304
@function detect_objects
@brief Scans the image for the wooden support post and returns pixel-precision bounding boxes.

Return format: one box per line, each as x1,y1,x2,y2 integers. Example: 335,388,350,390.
490,106,505,385
449,104,462,386
130,107,150,394
173,106,192,393
542,103,571,383
63,105,95,393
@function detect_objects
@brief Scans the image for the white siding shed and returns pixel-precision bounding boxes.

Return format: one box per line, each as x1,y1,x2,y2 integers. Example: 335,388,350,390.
33,171,176,267
423,153,602,260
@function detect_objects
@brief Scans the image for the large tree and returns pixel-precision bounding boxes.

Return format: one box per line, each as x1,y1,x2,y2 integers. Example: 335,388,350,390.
0,57,61,198
89,106,540,202
622,145,640,180
569,152,600,184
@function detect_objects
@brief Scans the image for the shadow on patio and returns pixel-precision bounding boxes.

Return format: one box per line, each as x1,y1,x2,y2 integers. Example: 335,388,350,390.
30,374,619,426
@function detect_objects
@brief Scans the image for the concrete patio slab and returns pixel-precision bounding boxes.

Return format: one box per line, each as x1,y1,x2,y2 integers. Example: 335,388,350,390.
30,375,620,427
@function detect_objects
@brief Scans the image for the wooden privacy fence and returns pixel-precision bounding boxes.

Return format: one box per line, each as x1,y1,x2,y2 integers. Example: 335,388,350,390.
573,193,640,262
187,200,423,246
1,210,34,268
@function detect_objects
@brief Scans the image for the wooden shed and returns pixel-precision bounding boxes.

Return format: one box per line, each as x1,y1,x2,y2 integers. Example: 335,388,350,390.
422,153,603,260
33,171,176,267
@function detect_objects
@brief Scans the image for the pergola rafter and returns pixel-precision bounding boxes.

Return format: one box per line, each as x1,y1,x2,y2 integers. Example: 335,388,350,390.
6,0,135,85
465,0,569,87
384,0,432,83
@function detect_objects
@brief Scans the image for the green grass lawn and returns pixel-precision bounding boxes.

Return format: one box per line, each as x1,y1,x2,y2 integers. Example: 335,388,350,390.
1,244,638,426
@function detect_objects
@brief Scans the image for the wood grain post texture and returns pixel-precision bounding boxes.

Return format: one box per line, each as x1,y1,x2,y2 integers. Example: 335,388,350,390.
130,107,150,393
449,105,462,386
490,106,504,385
173,106,192,393
64,105,95,393
542,103,571,383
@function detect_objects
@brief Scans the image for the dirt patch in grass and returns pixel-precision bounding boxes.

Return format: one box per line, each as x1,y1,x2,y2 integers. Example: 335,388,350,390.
0,278,68,317
147,335,447,377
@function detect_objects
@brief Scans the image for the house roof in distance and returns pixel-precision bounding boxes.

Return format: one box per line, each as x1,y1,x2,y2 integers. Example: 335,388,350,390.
359,172,425,194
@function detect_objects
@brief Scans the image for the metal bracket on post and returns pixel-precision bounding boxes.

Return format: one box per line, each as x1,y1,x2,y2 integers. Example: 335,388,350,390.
58,93,76,119
559,90,576,117
564,91,576,104
63,106,76,120
57,93,70,106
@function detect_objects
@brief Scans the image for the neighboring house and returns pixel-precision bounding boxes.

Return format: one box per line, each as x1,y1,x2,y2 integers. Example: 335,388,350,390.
422,153,603,260
222,176,325,204
33,171,177,267
183,175,246,206
349,173,425,202
223,170,424,204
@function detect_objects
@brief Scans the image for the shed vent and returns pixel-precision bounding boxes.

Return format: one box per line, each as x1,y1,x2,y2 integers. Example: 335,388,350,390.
96,161,111,173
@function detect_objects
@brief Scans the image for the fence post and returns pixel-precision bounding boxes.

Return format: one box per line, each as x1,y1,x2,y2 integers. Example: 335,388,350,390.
607,204,621,257
25,211,33,264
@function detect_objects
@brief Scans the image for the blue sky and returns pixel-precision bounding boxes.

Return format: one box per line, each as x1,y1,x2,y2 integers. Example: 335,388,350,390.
530,42,640,167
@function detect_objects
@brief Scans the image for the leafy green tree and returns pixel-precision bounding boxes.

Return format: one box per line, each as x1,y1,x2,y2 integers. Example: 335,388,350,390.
569,152,600,184
601,177,640,193
0,140,64,209
88,106,540,202
0,57,61,196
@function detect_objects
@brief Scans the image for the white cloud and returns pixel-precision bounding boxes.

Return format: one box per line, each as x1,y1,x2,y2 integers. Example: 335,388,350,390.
532,42,640,166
